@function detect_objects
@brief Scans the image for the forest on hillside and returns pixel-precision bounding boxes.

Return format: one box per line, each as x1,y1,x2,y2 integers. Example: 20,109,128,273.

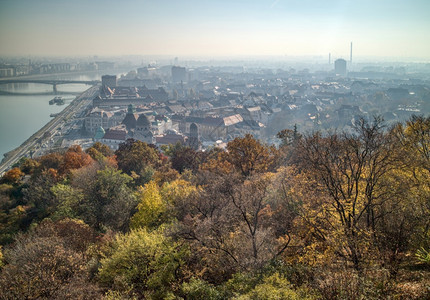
0,116,429,299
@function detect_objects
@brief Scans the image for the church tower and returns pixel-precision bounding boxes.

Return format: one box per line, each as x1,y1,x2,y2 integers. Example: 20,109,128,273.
134,114,153,144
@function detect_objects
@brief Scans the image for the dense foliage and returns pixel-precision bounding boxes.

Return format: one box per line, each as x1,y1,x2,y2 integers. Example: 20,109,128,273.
0,117,429,299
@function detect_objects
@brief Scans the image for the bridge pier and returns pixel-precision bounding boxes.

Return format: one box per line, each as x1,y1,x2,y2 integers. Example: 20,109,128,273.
53,84,57,94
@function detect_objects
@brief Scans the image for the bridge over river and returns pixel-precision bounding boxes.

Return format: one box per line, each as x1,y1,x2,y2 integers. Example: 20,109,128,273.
0,79,101,95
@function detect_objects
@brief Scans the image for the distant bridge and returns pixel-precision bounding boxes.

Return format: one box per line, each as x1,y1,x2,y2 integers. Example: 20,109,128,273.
0,79,100,94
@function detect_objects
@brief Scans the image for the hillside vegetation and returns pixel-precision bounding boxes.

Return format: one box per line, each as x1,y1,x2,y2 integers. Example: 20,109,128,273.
0,116,429,299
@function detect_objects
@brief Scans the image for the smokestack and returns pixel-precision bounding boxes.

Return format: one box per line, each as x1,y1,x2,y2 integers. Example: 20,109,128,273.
329,53,331,64
350,42,353,64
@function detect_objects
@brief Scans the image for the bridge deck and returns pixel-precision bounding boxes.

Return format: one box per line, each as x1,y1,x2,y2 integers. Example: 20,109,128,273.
0,79,100,85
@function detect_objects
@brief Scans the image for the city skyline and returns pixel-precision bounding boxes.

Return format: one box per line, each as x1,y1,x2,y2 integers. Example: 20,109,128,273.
0,0,429,60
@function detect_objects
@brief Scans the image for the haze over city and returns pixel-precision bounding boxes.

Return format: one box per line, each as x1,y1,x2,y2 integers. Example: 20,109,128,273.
2,0,430,299
1,0,430,60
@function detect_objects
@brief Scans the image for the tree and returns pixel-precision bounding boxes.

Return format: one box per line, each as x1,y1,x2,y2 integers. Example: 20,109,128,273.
17,157,40,175
23,168,59,220
50,184,84,220
1,168,24,185
72,166,136,231
176,171,295,280
391,115,430,267
167,143,200,174
0,219,101,299
59,145,93,175
277,124,301,148
98,227,187,298
224,134,278,177
130,181,165,229
86,142,114,159
234,273,310,300
0,183,27,245
292,117,402,270
36,152,64,174
115,139,161,185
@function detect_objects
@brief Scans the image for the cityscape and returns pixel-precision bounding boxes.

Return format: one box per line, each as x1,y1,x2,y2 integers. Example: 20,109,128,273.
1,0,430,298
1,54,430,172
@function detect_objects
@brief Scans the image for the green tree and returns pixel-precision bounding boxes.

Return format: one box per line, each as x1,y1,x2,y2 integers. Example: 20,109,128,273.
23,168,59,220
50,184,84,220
235,273,312,300
98,227,187,299
72,166,136,231
86,142,114,160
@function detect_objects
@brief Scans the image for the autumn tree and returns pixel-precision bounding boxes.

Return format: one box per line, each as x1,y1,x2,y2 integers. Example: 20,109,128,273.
176,171,295,281
115,139,161,185
0,168,24,185
35,152,64,174
0,219,102,299
292,117,405,271
202,135,278,178
391,115,430,262
86,142,114,160
19,158,40,175
224,134,278,177
130,181,165,229
163,142,200,173
0,184,27,245
59,145,93,175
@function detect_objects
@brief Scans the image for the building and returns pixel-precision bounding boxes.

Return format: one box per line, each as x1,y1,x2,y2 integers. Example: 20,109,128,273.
0,67,15,77
102,75,117,88
182,114,243,141
334,59,347,76
94,126,106,141
84,108,125,134
152,115,173,135
172,66,186,83
94,86,169,108
99,126,128,150
234,120,265,139
155,130,188,147
38,63,70,74
96,61,115,70
121,104,139,130
133,114,154,144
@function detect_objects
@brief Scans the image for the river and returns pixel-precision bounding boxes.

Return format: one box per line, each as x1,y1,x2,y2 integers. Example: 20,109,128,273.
0,71,125,159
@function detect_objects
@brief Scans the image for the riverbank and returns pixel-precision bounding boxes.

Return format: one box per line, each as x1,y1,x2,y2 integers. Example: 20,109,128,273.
0,85,99,175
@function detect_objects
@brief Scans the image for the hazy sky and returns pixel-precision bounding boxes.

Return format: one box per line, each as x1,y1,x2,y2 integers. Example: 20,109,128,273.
1,0,429,59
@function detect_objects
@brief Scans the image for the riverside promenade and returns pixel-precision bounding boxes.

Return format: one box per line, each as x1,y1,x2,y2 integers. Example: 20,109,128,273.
0,85,100,176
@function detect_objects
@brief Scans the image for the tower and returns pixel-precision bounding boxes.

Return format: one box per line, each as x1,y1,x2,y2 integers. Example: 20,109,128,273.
334,59,347,76
350,42,353,64
134,114,153,144
188,123,199,150
121,104,137,131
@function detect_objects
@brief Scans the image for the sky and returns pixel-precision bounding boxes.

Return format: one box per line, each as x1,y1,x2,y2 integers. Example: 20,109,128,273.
0,0,429,60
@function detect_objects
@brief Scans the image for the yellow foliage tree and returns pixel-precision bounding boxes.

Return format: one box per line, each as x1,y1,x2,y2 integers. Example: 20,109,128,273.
130,181,165,229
